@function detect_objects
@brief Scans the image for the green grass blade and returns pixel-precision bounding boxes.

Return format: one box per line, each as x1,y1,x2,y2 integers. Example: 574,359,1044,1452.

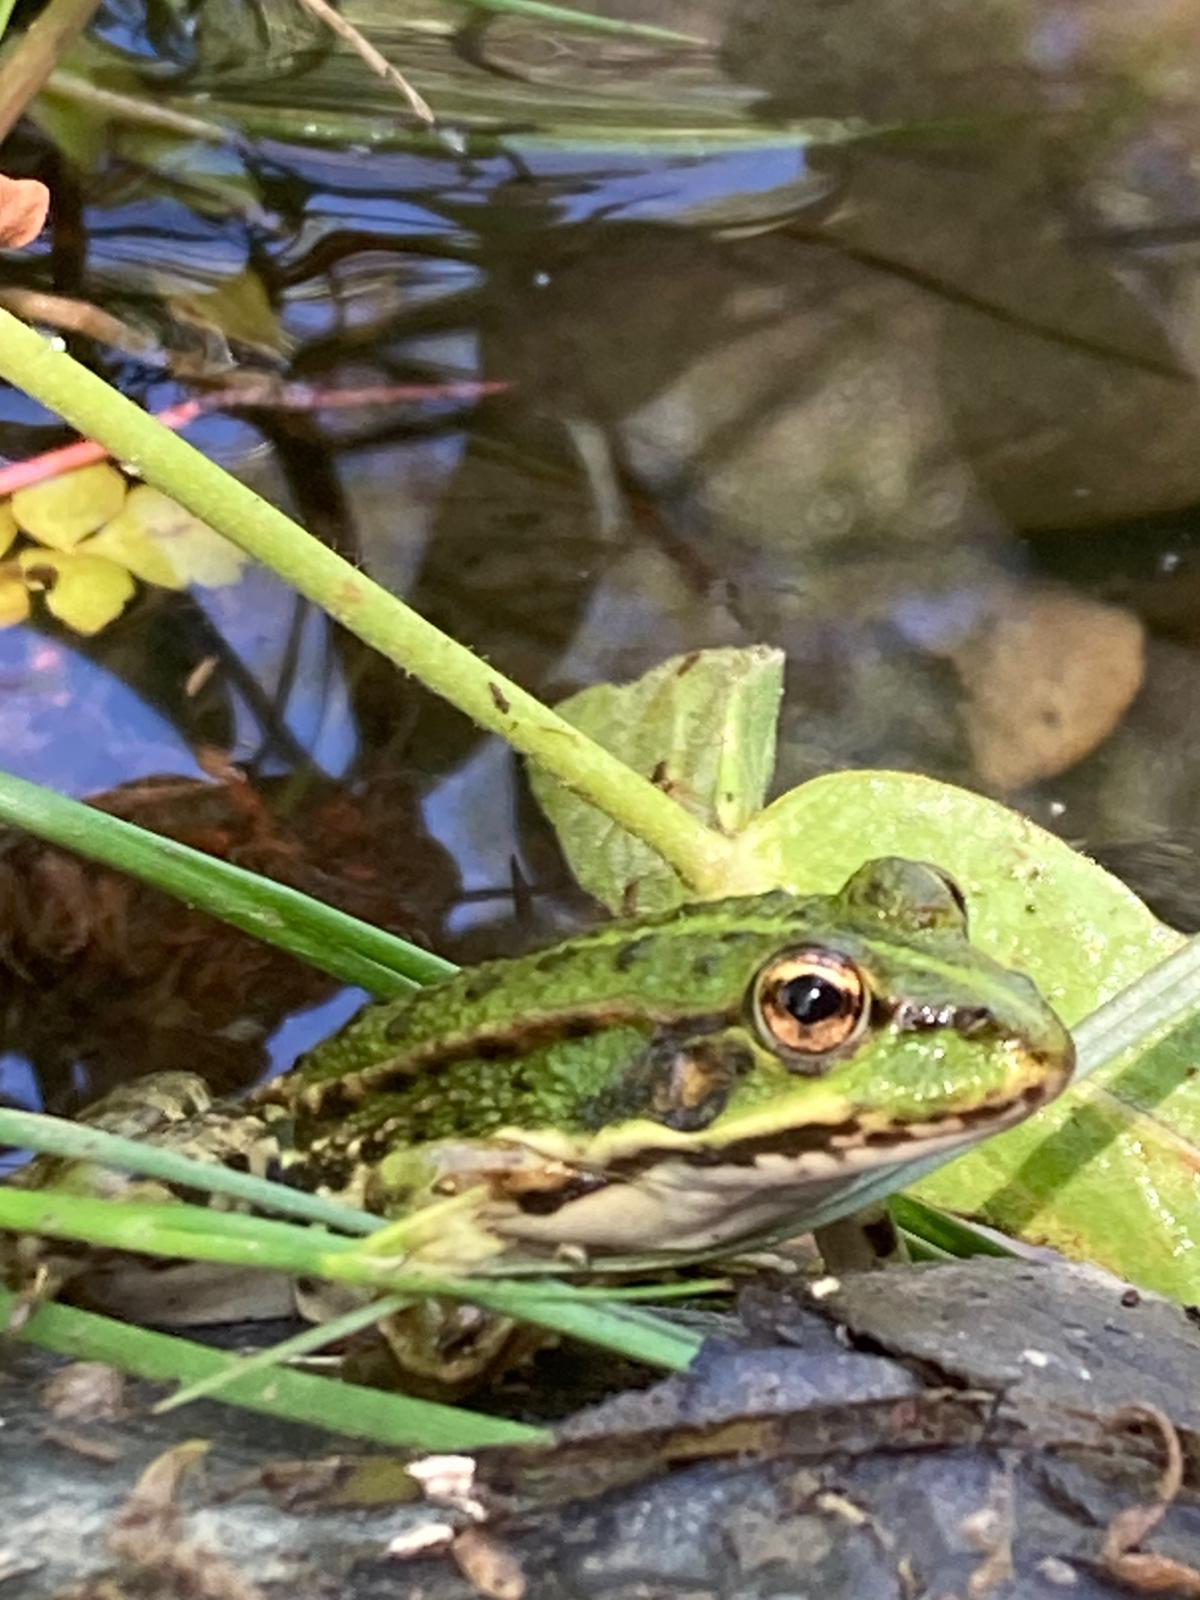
158,1281,716,1415
0,1289,547,1448
0,1181,702,1371
0,767,457,995
889,1194,1015,1259
154,1292,414,1412
1071,934,1200,1081
440,1281,702,1371
0,1107,380,1235
0,1187,357,1273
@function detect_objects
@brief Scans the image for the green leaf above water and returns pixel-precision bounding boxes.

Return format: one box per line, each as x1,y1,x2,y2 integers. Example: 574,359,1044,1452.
531,647,1200,1299
530,644,783,914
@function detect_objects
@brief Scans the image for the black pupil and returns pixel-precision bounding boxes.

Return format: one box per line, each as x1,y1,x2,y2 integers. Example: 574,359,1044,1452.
779,973,845,1025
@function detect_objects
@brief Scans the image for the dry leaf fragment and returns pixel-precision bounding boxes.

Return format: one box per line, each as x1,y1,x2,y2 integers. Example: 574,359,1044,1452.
0,175,49,248
452,1527,527,1600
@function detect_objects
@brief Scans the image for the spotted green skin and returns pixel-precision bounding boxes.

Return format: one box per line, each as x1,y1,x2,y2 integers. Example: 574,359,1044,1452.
260,857,1074,1230
7,857,1076,1331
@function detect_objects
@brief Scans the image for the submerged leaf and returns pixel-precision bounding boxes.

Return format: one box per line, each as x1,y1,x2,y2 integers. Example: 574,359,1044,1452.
0,501,18,558
19,547,136,634
83,513,186,589
0,570,29,627
90,485,248,588
11,463,126,549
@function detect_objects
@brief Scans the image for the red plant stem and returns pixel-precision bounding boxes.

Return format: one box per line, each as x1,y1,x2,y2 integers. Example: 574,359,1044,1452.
0,379,508,497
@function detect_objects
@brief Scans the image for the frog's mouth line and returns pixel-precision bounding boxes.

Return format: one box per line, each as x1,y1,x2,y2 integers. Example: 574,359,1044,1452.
507,1070,1059,1230
621,1073,1056,1179
497,1077,1059,1255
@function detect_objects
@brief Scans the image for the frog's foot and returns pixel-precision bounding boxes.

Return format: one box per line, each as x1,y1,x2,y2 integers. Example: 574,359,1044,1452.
2,1070,297,1327
295,1277,547,1400
370,1137,604,1253
1,1243,59,1332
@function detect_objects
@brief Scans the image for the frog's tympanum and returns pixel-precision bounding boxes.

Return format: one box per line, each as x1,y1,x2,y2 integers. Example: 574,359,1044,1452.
6,859,1074,1389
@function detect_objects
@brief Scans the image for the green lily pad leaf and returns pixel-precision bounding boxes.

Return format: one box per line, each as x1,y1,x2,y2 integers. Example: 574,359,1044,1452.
0,570,30,627
726,769,1200,1299
727,769,1177,1017
530,646,784,915
86,486,249,588
11,463,127,550
19,547,136,634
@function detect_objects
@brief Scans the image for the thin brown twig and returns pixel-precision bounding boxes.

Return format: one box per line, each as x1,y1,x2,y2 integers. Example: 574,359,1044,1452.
292,0,435,126
0,0,104,143
1101,1404,1200,1595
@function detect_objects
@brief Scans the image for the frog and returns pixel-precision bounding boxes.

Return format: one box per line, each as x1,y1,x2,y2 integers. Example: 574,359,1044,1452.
5,858,1074,1391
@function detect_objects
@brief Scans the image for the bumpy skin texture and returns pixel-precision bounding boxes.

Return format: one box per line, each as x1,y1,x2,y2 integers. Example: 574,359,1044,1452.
11,860,1074,1236
251,858,1074,1244
4,858,1076,1352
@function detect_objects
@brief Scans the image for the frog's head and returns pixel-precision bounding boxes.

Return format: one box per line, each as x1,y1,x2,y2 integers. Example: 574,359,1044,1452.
497,857,1075,1256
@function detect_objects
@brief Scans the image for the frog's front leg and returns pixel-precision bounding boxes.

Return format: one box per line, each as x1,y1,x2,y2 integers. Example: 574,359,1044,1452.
812,1206,908,1273
2,1071,295,1325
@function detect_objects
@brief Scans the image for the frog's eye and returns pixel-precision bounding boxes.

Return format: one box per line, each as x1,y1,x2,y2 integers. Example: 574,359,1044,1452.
752,948,869,1065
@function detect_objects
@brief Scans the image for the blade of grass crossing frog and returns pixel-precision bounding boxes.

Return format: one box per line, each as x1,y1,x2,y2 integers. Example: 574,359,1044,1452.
155,1293,416,1412
0,1290,547,1449
0,1107,380,1235
1069,933,1200,1081
0,1186,702,1371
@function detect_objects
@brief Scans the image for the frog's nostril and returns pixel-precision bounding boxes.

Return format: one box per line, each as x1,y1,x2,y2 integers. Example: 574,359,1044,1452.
890,1001,995,1037
954,1006,995,1037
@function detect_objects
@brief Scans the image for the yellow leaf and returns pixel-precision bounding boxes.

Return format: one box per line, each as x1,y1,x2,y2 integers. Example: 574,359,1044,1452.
11,464,127,550
19,548,135,634
83,520,185,589
0,500,18,558
0,569,29,627
96,485,248,588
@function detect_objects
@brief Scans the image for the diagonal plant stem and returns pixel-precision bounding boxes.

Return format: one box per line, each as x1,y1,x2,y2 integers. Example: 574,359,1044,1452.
0,310,734,896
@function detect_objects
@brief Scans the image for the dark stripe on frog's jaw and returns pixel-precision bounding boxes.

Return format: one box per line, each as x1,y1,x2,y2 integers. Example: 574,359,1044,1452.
602,1074,1058,1180
502,1067,1063,1236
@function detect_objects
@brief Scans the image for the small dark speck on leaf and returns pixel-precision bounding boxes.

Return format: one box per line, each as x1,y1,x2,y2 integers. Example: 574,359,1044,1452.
489,682,511,715
676,652,700,676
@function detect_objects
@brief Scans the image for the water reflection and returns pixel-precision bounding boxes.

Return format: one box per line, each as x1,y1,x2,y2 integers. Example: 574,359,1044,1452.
3,0,1200,1096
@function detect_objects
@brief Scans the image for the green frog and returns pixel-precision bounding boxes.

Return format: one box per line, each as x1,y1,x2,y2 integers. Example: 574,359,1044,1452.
7,858,1074,1388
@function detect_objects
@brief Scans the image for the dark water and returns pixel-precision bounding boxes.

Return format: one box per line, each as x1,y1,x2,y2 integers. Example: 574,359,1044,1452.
3,0,1200,1117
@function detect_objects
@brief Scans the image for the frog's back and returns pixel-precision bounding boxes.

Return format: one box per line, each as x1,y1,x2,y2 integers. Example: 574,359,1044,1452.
275,891,813,1101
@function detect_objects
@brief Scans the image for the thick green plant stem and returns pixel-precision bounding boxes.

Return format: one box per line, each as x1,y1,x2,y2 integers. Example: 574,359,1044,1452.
0,310,734,895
